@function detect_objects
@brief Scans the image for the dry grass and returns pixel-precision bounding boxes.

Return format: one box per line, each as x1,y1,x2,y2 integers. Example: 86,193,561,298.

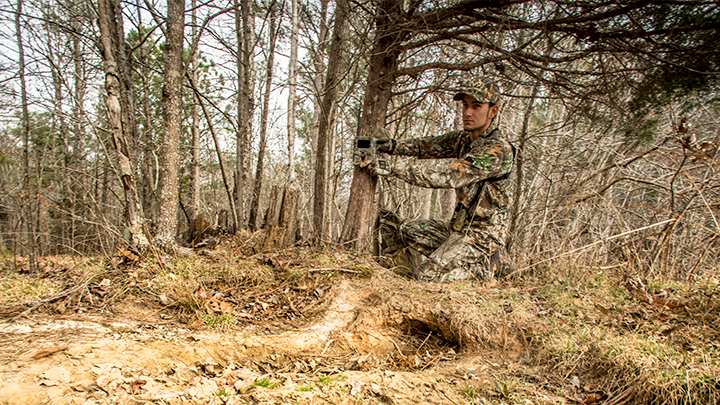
525,260,720,404
0,256,104,313
147,246,378,329
0,273,57,306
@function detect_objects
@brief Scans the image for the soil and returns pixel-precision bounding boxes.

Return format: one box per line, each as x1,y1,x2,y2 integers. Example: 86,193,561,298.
0,250,566,405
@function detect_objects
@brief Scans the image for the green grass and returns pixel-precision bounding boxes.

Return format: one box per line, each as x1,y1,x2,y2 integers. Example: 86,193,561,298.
203,312,237,328
317,374,332,385
253,377,279,389
463,385,476,400
0,274,57,305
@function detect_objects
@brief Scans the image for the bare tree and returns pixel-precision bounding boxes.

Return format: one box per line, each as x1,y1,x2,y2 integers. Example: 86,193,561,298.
248,2,279,231
97,0,149,251
234,0,255,231
313,0,348,242
188,0,201,235
15,0,36,270
306,0,329,232
154,0,186,250
285,0,299,187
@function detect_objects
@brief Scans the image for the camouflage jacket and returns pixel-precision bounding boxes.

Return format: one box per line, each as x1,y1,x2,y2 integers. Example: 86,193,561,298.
389,127,515,236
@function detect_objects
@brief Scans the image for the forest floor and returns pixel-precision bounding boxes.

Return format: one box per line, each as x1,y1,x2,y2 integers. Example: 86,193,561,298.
0,237,718,405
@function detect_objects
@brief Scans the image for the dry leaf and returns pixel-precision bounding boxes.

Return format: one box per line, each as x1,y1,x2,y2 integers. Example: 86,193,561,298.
33,345,69,359
129,379,146,394
593,303,610,316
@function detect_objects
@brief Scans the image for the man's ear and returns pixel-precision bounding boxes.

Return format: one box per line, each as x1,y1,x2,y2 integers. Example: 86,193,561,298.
488,104,499,120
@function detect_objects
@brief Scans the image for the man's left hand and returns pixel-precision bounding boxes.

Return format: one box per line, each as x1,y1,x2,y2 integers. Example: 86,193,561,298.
376,138,396,154
368,157,391,176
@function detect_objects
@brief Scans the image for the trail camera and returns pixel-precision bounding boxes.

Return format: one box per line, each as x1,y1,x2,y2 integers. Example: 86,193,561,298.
353,136,388,172
354,136,374,168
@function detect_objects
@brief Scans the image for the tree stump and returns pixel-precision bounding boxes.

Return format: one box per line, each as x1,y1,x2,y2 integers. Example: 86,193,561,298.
243,186,299,254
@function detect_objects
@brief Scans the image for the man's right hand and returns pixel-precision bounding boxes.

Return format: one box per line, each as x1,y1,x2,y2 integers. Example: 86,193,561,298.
371,157,392,177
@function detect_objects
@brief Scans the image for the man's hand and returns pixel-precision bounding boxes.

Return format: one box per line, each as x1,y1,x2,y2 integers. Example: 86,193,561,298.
376,138,396,154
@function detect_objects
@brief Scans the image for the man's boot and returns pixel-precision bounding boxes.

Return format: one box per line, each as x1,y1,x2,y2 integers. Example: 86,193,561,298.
377,209,412,277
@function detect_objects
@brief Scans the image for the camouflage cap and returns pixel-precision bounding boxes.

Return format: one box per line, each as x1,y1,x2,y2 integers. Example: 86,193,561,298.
453,77,501,105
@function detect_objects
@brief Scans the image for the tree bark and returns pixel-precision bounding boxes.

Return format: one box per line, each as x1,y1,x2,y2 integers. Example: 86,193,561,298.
313,0,348,243
97,0,149,251
248,6,278,232
154,0,185,250
137,6,158,222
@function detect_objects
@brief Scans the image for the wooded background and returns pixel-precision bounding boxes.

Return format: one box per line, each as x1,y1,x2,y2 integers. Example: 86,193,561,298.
1,0,718,278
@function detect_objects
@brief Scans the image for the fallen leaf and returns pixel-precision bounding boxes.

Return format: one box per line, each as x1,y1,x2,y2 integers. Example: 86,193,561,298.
593,303,609,316
33,345,69,359
129,379,146,394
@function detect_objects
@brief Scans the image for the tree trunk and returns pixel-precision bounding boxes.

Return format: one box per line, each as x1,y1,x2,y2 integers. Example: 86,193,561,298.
507,84,539,251
307,0,329,234
15,0,36,270
188,0,201,236
96,0,149,251
285,0,299,187
248,7,278,232
154,0,185,250
138,13,158,223
340,0,406,249
46,24,71,254
234,0,255,231
313,0,348,243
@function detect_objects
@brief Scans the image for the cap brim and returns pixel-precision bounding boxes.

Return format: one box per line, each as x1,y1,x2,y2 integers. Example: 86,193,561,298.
453,92,467,101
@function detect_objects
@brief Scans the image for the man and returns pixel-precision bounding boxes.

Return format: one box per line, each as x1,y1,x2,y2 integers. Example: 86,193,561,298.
373,77,516,282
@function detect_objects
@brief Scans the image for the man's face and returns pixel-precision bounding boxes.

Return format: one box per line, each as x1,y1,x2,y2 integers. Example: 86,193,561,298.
461,94,498,136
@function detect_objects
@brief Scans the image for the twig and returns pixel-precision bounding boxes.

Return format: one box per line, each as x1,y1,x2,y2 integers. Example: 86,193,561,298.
563,351,585,380
683,168,720,233
33,345,69,359
420,351,445,371
389,338,404,357
14,278,93,319
415,331,432,356
603,375,642,405
320,339,335,356
308,268,360,274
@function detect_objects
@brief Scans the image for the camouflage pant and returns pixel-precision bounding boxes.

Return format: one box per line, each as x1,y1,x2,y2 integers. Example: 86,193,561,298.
378,210,515,282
